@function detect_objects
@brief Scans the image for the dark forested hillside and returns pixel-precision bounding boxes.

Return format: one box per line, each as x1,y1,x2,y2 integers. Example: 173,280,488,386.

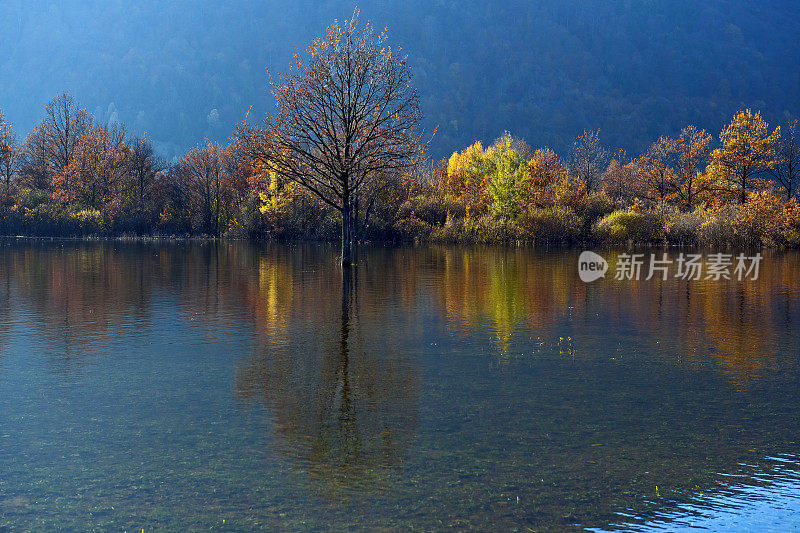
1,0,798,160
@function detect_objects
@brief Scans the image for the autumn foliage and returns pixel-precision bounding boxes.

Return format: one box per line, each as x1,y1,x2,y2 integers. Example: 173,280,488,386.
403,109,798,246
236,11,425,263
0,41,797,251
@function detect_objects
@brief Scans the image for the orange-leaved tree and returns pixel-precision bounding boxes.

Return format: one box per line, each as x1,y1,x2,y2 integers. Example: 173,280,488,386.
527,147,566,208
174,141,231,236
54,123,129,216
634,136,677,206
237,11,425,265
709,109,781,204
672,125,713,210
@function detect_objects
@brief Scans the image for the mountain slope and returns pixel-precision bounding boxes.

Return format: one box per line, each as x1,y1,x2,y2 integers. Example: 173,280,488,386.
0,0,797,160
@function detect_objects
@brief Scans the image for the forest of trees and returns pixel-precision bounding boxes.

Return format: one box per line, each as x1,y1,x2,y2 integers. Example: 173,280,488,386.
0,91,798,248
1,6,799,250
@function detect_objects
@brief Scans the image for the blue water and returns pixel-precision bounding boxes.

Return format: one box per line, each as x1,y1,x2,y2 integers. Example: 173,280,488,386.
0,241,798,531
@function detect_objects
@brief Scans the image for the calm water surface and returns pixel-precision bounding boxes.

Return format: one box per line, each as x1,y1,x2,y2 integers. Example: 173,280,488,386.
0,241,798,531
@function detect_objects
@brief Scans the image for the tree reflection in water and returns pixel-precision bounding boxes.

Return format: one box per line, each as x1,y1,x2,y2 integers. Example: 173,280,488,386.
0,241,798,529
235,261,419,498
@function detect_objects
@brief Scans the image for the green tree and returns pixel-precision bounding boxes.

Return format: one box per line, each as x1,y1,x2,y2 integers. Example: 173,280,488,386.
486,134,529,218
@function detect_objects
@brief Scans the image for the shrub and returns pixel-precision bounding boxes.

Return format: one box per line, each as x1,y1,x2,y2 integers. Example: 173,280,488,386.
430,214,518,243
394,217,432,240
15,188,52,209
397,195,466,226
785,199,800,247
697,193,800,248
664,207,705,245
732,191,794,247
0,203,105,237
582,191,616,223
476,215,516,242
594,209,664,243
697,205,737,247
579,190,617,236
314,210,342,241
517,206,582,245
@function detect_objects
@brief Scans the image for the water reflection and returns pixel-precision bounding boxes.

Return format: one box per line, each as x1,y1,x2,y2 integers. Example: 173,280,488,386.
434,246,585,354
432,246,799,389
234,262,419,497
0,240,798,530
2,242,795,388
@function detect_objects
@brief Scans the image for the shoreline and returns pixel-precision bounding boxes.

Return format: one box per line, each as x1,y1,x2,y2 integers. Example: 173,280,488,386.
0,234,792,251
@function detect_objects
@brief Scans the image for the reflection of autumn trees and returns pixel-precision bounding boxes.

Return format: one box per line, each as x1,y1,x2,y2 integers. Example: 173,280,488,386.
0,264,11,352
0,243,154,357
572,251,799,387
429,247,798,386
1,240,796,397
697,253,800,385
234,259,419,496
433,246,587,354
0,239,797,514
0,242,277,355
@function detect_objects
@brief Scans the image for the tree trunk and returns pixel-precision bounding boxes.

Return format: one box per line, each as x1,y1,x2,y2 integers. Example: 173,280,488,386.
341,193,352,266
741,175,747,204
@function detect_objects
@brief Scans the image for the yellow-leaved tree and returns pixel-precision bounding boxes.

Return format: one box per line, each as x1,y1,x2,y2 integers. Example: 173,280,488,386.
708,109,781,204
445,141,491,215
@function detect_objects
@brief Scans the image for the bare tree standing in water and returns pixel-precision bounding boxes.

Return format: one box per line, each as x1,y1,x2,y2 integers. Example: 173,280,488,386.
238,11,426,265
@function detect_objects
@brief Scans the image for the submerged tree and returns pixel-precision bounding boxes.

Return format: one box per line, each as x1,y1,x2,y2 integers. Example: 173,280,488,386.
238,11,425,265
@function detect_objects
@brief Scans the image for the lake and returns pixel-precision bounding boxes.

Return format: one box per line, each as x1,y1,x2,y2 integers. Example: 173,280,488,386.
0,240,798,531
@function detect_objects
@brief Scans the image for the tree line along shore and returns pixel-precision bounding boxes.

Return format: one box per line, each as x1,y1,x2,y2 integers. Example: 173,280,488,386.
1,97,797,249
1,15,798,250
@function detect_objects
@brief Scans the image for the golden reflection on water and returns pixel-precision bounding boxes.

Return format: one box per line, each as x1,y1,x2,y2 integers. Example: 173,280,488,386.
235,265,420,497
430,247,798,387
1,242,796,385
0,241,798,528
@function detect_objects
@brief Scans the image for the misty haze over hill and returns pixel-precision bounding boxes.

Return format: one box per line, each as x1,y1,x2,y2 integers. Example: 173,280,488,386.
1,0,798,161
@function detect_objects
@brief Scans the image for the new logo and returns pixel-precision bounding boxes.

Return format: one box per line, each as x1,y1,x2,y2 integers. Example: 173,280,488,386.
578,251,608,282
